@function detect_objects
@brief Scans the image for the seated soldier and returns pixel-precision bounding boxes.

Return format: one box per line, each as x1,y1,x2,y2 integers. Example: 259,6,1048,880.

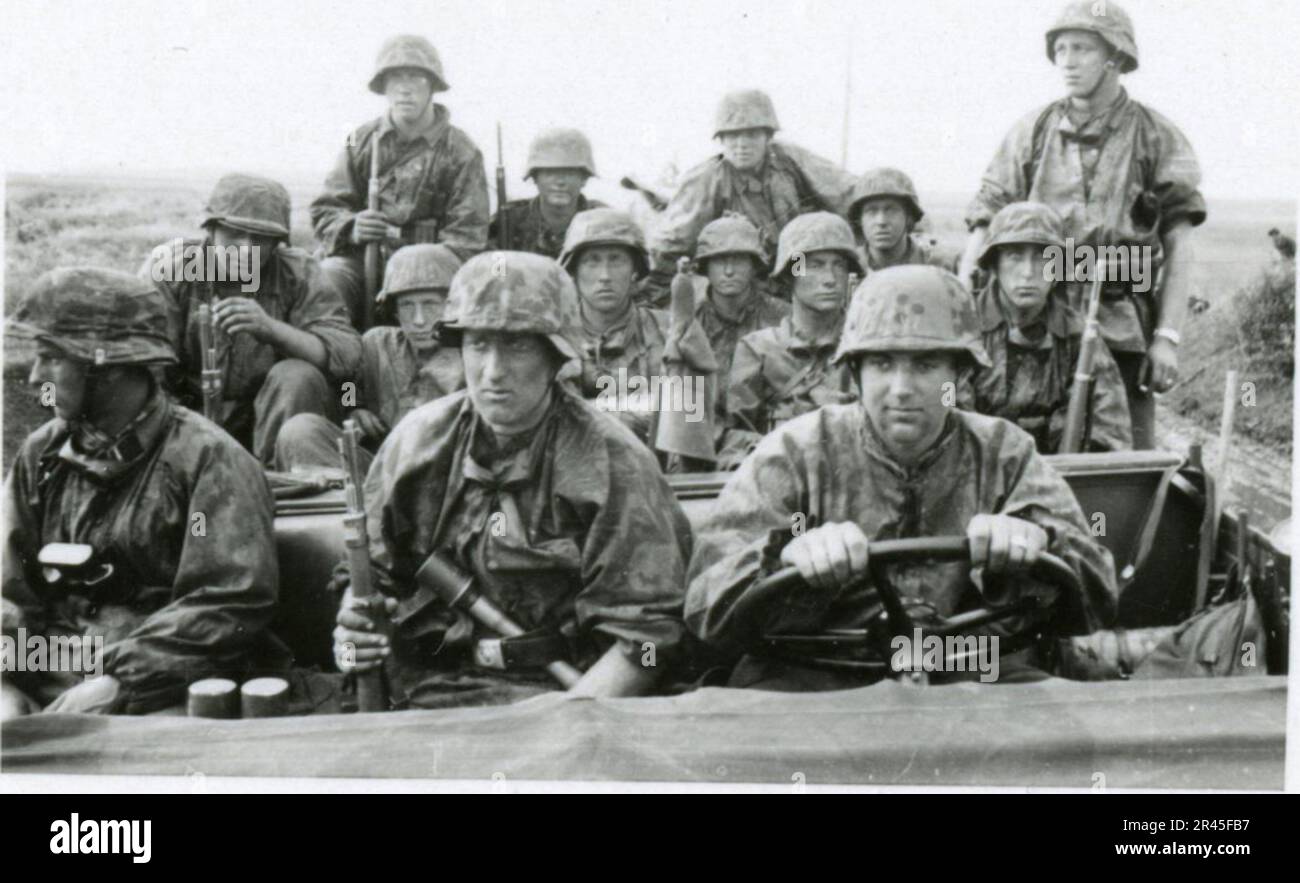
686,265,1117,692
691,215,790,430
559,208,716,448
2,269,281,719
970,202,1131,452
274,244,465,472
848,167,958,278
489,128,604,258
331,252,694,708
718,212,860,470
143,173,362,466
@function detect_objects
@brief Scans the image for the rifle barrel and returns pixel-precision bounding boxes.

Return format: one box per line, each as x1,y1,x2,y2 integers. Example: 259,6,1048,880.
339,419,385,711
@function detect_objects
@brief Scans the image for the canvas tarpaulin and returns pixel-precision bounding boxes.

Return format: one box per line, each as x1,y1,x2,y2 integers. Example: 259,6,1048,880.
2,676,1285,788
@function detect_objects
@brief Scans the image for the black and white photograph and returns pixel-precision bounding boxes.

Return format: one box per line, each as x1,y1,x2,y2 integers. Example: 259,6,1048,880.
0,0,1295,840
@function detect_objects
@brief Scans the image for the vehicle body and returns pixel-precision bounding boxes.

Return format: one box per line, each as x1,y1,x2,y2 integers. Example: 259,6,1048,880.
3,449,1289,788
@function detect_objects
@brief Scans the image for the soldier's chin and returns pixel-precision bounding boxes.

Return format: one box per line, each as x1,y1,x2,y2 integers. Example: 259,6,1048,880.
542,191,576,207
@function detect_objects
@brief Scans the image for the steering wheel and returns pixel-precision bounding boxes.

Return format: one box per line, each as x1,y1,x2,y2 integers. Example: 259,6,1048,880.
741,536,1081,682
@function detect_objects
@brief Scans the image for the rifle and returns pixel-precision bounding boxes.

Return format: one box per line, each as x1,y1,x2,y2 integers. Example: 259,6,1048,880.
495,123,511,247
338,419,387,711
415,552,583,689
619,176,668,212
1060,274,1105,454
653,257,718,463
362,138,383,329
195,301,222,421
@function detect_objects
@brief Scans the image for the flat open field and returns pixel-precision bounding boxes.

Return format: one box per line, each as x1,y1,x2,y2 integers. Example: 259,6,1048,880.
3,173,1293,525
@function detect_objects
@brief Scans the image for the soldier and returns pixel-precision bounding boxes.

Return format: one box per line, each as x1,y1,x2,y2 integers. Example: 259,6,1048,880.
489,128,605,258
686,265,1118,691
645,89,857,306
311,34,489,330
330,252,693,707
959,1,1206,449
144,173,362,466
274,244,465,472
718,212,860,469
2,269,281,718
970,202,1132,452
848,167,957,277
559,208,716,447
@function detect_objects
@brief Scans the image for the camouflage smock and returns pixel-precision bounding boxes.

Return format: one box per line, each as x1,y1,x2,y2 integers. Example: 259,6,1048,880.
488,195,605,259
2,393,280,713
648,141,856,288
965,90,1207,352
143,239,362,408
311,104,489,262
357,326,464,430
723,315,856,450
685,405,1118,654
859,234,959,279
363,388,692,679
971,284,1132,453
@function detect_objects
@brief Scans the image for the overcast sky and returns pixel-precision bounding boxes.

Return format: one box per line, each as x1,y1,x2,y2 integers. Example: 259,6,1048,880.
4,0,1298,203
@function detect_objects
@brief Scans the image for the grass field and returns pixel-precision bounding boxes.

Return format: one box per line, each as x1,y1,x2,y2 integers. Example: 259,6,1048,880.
3,172,1294,478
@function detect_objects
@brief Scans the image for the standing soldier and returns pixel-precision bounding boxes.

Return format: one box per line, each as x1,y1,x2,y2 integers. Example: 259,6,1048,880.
645,89,857,306
275,244,465,472
311,34,489,330
848,168,957,277
559,208,716,447
686,265,1117,691
719,212,861,469
144,173,362,467
330,252,693,707
971,202,1132,452
489,128,605,258
2,269,281,718
959,1,1205,449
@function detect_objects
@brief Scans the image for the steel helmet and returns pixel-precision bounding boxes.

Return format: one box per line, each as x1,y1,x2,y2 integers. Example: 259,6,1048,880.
369,34,449,94
377,244,462,304
833,265,991,369
9,267,177,367
771,212,863,279
847,168,925,236
713,90,781,137
694,215,767,269
435,251,584,377
199,173,291,239
557,208,649,279
1046,1,1138,73
525,128,597,179
977,202,1067,270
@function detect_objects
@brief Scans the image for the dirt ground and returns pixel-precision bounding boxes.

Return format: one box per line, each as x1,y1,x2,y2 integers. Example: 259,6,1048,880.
3,173,1294,528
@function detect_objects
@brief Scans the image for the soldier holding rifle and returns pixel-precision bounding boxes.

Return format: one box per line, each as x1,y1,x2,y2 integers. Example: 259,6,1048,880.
489,128,605,259
331,253,693,708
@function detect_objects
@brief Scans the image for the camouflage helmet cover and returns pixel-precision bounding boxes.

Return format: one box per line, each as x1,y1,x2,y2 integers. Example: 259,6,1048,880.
833,265,991,369
694,215,767,269
525,128,597,179
847,167,925,234
369,34,449,94
978,201,1067,270
435,251,584,377
9,267,178,367
1046,1,1138,73
557,208,649,278
771,211,864,278
377,244,463,303
713,89,781,137
199,173,291,239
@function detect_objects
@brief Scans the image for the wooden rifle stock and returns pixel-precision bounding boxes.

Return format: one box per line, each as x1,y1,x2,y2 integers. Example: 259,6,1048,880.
1060,275,1104,453
196,302,222,422
338,420,387,711
495,123,511,247
362,139,382,329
